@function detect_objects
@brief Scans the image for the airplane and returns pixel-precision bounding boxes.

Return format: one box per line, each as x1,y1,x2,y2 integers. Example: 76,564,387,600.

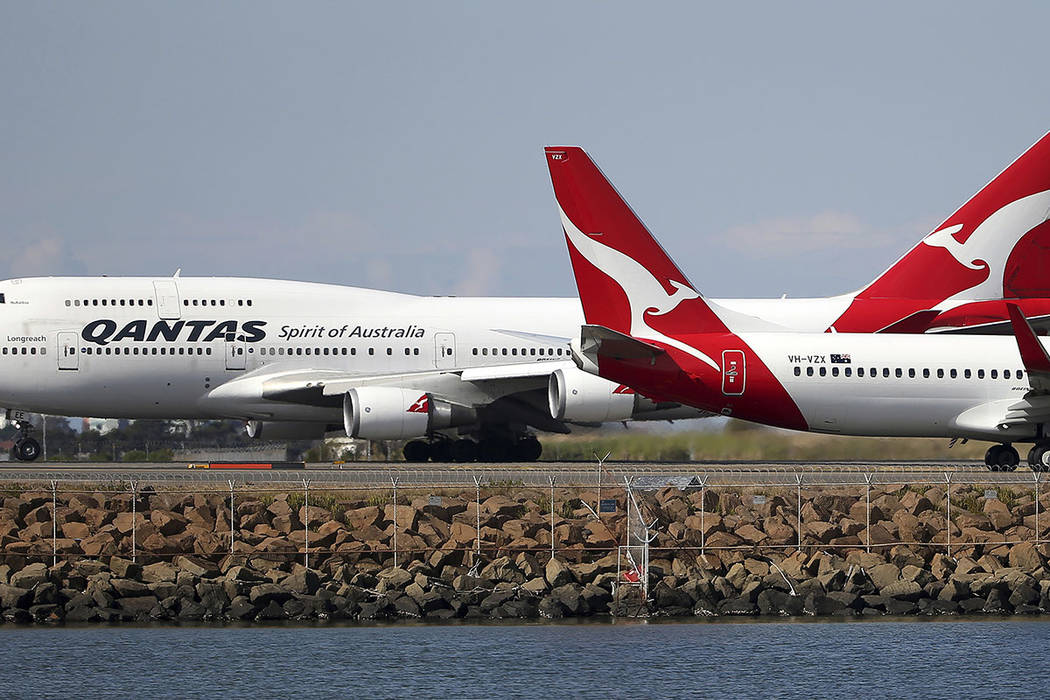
0,131,1047,464
547,145,1050,471
545,132,1050,335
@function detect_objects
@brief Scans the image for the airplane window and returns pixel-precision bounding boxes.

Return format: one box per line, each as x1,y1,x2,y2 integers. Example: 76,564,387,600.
220,300,225,306
1018,370,1025,379
501,348,507,356
991,369,998,379
75,300,81,306
247,300,252,306
368,348,374,356
238,300,243,306
295,348,302,356
105,348,111,355
819,367,826,377
111,300,116,306
92,300,98,306
806,367,813,376
403,348,409,356
530,349,536,356
138,300,144,306
305,348,312,356
950,369,957,378
482,348,488,355
65,300,71,307
858,368,865,377
386,348,392,355
2,348,8,355
831,367,839,377
119,300,125,306
977,369,985,379
548,349,554,356
414,348,420,356
206,348,212,355
1005,369,1012,379
512,348,518,356
147,299,153,305
123,348,128,355
964,369,971,379
472,348,478,356
894,368,902,378
923,369,930,378
882,368,889,378
343,348,349,356
844,367,852,377
101,299,107,306
793,366,801,376
152,348,158,355
132,347,138,355
908,369,915,378
210,300,216,306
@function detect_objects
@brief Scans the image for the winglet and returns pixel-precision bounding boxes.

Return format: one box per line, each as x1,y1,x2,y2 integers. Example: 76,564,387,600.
1007,303,1050,383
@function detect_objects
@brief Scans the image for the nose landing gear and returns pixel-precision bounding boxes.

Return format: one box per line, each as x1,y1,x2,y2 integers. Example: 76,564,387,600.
11,421,41,462
985,444,1019,471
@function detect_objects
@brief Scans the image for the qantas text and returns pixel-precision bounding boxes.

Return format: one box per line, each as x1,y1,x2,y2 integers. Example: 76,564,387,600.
82,319,267,346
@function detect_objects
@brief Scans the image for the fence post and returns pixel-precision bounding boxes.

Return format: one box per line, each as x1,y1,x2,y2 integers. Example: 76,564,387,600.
944,472,953,558
228,479,235,557
864,473,873,553
549,476,557,561
796,474,804,552
130,480,137,563
698,475,708,557
391,476,400,569
50,480,57,567
472,474,482,560
302,478,310,569
594,451,610,516
1035,472,1042,546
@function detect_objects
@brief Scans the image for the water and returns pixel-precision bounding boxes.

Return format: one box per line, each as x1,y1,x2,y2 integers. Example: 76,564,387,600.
1,618,1048,699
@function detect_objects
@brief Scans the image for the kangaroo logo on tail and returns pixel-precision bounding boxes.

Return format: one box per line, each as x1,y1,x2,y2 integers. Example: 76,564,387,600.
559,206,719,371
921,190,1050,305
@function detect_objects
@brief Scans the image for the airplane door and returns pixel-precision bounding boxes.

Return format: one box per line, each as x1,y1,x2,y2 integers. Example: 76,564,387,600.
153,280,181,320
721,350,745,395
434,332,456,369
225,340,246,370
57,332,79,371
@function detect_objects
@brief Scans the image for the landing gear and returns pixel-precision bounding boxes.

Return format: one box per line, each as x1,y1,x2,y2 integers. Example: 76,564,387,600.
11,421,40,462
1029,444,1050,472
451,439,477,463
403,440,430,463
985,444,1019,471
428,439,453,463
511,436,543,462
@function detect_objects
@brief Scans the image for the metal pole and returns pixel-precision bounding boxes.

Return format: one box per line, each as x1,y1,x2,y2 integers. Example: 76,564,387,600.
228,479,235,556
865,473,873,553
699,476,708,557
473,474,482,558
391,476,400,569
944,472,953,557
796,474,803,552
303,478,310,569
130,480,137,563
42,415,47,462
549,475,556,561
594,451,609,516
1035,473,1042,546
51,480,57,566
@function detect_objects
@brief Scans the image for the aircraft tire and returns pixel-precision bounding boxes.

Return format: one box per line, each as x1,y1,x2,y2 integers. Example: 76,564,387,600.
998,445,1019,471
428,440,453,463
403,440,430,463
15,438,40,462
985,445,1003,470
512,437,542,462
478,437,512,463
451,439,477,463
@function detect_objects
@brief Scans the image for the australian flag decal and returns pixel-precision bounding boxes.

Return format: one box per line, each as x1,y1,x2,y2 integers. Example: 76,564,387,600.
830,353,851,364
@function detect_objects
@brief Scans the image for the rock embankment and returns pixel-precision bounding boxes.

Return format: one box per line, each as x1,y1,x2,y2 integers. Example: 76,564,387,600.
1,483,1049,622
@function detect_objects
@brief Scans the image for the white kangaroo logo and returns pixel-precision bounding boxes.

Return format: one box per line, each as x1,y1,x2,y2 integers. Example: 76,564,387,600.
922,190,1050,306
559,206,719,371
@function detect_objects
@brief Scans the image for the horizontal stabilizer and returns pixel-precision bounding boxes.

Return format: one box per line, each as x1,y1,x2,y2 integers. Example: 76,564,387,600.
1006,302,1050,392
579,324,666,364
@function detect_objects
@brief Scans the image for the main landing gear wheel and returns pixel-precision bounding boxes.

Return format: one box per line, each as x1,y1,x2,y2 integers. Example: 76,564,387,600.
985,444,1019,471
428,440,453,463
451,439,477,463
402,440,430,463
511,436,542,462
13,437,40,462
1029,444,1050,472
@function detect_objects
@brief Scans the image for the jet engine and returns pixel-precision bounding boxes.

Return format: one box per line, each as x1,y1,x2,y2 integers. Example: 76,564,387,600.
343,387,477,440
548,368,637,422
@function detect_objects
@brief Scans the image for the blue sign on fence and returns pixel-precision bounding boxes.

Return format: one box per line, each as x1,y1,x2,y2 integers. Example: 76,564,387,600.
599,499,617,513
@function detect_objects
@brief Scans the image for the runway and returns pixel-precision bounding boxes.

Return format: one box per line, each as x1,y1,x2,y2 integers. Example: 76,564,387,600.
0,459,1040,487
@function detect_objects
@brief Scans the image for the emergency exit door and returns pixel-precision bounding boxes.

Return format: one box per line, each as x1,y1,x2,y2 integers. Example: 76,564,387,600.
57,332,79,370
721,350,745,395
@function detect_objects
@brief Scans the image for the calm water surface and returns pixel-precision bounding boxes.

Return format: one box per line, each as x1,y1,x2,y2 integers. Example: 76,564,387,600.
1,618,1047,699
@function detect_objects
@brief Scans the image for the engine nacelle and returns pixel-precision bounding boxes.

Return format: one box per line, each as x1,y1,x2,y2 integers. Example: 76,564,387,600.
245,421,333,440
548,368,637,423
343,387,477,440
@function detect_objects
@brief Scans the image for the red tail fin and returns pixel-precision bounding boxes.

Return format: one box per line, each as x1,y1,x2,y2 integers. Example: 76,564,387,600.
831,131,1050,331
545,147,728,346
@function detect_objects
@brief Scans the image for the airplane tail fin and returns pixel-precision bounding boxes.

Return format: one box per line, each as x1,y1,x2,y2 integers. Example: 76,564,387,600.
545,146,729,340
857,131,1050,304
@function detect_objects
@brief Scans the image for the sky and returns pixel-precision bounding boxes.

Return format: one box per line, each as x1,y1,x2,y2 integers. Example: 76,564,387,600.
3,2,1050,300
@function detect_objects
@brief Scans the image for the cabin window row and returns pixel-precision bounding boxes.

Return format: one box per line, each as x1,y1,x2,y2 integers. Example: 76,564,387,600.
471,347,565,357
182,299,253,307
255,346,422,357
81,346,213,356
66,299,153,307
792,366,1025,380
2,347,45,356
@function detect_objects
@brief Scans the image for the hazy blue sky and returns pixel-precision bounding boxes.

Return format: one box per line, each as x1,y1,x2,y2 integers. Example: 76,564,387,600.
3,2,1050,299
